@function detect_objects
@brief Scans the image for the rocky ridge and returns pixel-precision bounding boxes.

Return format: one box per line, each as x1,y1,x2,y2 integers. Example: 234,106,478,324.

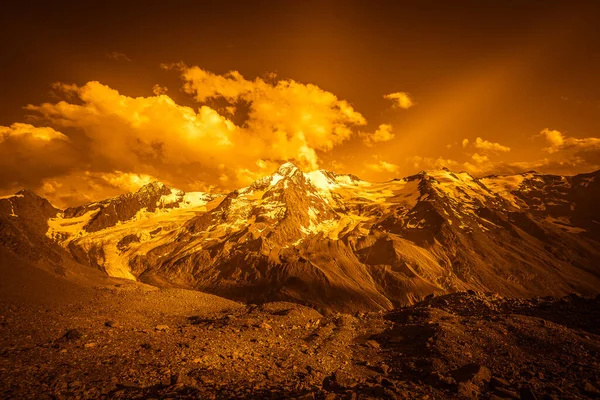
1,164,600,312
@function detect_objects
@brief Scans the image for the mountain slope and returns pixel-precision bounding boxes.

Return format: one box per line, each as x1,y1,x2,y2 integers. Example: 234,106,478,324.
1,165,599,312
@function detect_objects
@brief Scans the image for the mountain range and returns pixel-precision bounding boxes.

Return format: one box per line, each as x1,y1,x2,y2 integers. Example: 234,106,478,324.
1,163,599,312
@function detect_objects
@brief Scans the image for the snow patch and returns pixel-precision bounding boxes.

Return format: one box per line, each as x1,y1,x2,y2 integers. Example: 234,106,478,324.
305,170,337,191
0,194,24,200
46,209,101,241
270,173,284,186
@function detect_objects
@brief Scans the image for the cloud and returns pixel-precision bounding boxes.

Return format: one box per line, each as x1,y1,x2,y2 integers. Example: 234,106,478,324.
3,61,598,208
0,123,68,142
409,154,528,176
361,123,394,146
176,66,367,168
365,160,399,173
27,81,238,172
408,156,461,171
471,153,489,164
152,84,168,95
0,123,79,192
106,51,132,62
540,129,564,150
383,92,414,109
540,128,600,154
410,129,600,178
428,131,599,177
37,171,157,208
5,67,369,205
462,157,599,177
474,137,511,153
328,160,346,172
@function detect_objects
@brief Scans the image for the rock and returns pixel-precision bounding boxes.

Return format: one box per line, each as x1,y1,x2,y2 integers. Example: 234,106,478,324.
536,372,544,380
380,378,394,387
369,385,387,397
490,377,511,388
335,314,357,327
365,340,380,349
63,329,83,341
322,374,338,391
519,386,538,400
334,370,356,388
322,370,358,391
438,375,456,386
457,381,481,398
452,363,491,386
155,325,169,331
84,342,96,348
493,387,519,399
584,382,600,395
378,363,391,375
68,380,82,389
259,322,272,330
160,375,172,386
170,372,196,386
105,320,120,328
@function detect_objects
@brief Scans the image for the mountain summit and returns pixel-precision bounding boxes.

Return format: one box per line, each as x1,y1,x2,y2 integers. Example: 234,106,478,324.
276,161,301,176
1,166,599,312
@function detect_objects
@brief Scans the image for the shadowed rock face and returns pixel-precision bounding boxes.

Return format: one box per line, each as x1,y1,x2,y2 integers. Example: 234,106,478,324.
0,190,59,234
0,190,64,266
2,165,600,312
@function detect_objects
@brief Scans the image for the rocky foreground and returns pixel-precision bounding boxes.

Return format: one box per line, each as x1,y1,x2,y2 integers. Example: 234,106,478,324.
1,279,599,399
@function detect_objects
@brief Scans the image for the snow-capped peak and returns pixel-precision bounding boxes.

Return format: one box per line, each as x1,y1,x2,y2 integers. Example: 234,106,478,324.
137,181,168,194
276,162,300,177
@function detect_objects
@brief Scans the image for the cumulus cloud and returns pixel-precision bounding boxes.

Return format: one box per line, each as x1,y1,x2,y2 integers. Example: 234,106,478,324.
540,128,564,150
474,137,511,153
0,67,370,206
383,92,414,109
152,84,168,96
540,128,600,154
37,171,157,208
177,66,366,168
3,62,598,208
365,160,399,173
471,153,489,164
410,128,600,177
361,123,394,146
409,154,528,176
27,81,238,173
0,123,68,142
0,123,79,192
408,156,461,171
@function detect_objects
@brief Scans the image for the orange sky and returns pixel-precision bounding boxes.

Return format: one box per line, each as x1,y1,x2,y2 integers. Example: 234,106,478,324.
0,1,599,207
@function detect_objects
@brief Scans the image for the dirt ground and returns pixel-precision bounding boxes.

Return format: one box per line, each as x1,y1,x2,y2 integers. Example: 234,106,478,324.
1,258,599,399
